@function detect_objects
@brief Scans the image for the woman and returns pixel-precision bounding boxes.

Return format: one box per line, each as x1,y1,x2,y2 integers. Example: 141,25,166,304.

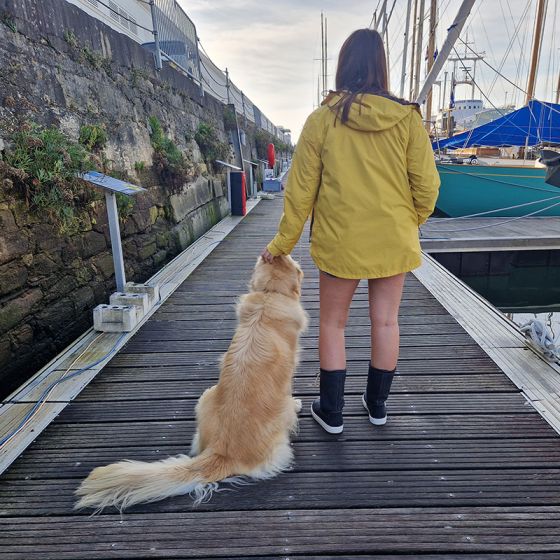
261,29,440,434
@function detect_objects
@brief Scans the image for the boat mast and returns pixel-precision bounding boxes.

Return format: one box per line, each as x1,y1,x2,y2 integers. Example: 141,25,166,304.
424,0,437,132
415,0,476,105
399,0,413,98
413,0,426,99
556,70,560,104
525,0,547,105
408,0,419,99
320,12,325,97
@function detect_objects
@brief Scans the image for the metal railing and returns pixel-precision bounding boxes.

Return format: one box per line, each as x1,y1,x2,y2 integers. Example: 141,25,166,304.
145,0,282,139
150,0,202,83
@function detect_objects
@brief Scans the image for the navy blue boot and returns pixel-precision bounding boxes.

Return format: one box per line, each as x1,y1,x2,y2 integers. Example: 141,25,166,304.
362,363,396,426
311,369,346,434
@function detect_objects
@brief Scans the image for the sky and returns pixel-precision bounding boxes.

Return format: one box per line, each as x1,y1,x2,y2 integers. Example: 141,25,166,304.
181,0,560,141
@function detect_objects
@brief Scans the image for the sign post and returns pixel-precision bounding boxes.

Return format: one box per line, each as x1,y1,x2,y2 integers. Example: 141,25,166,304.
80,172,146,292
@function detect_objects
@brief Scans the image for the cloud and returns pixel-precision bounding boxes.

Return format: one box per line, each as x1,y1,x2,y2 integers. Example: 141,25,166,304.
180,0,560,140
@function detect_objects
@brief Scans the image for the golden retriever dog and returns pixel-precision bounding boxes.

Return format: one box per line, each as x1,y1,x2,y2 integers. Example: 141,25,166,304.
75,255,308,511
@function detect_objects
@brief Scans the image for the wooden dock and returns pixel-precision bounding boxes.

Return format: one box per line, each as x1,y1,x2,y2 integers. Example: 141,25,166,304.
2,196,560,558
420,216,560,253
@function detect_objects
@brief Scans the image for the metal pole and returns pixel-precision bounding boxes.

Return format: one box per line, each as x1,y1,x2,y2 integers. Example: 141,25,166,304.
105,192,126,292
149,0,163,71
409,0,419,99
424,0,437,131
525,0,547,105
442,71,448,112
555,70,560,104
225,67,231,104
195,34,204,97
416,0,477,105
413,0,425,100
241,91,246,125
399,0,413,98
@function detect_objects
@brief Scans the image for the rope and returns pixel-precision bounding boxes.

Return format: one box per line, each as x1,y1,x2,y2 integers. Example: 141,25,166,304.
519,317,560,363
420,199,560,235
437,164,557,194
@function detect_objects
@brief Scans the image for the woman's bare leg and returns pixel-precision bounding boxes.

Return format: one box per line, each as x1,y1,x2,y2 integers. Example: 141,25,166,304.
319,272,360,370
368,273,406,370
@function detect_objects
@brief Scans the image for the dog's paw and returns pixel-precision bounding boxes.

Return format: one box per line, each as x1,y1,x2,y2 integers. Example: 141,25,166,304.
293,398,302,413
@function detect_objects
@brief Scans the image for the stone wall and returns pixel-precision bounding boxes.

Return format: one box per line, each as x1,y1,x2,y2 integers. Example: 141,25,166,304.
0,0,237,395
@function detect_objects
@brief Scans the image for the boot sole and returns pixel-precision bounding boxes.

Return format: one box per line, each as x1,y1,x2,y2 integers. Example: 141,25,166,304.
310,404,344,434
362,394,387,426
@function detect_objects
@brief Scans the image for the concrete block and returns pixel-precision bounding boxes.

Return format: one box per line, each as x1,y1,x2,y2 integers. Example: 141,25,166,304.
109,292,149,315
124,282,160,307
93,304,138,332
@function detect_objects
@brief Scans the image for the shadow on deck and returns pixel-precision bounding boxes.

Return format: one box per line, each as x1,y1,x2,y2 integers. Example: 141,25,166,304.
2,197,560,559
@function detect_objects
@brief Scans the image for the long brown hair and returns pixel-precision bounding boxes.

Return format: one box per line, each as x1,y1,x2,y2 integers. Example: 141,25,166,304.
333,28,416,123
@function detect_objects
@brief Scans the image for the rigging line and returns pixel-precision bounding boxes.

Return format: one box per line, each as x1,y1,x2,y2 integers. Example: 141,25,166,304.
420,199,560,235
437,164,557,194
488,1,532,96
456,36,528,96
450,47,535,140
424,192,560,220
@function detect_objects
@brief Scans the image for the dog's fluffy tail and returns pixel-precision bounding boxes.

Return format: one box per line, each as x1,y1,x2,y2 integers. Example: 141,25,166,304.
75,450,231,511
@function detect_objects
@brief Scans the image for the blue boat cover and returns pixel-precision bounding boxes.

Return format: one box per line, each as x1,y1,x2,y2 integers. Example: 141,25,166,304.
433,100,560,150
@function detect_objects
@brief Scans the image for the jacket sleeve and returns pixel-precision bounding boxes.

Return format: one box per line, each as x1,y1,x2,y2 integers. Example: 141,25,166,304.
406,110,441,225
267,111,323,256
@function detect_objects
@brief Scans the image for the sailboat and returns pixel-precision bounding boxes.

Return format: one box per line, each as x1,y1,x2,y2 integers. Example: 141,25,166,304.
433,100,560,217
413,0,560,218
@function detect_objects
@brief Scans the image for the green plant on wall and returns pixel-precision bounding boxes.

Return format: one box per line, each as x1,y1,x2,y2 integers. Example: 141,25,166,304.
223,107,237,131
79,124,107,152
194,122,229,168
0,123,97,233
1,11,17,33
149,116,192,191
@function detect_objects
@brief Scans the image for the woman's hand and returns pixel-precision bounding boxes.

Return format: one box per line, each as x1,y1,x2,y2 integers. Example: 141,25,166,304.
261,247,275,263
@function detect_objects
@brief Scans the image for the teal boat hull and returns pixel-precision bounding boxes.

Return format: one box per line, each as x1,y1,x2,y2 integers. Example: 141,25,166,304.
436,163,560,217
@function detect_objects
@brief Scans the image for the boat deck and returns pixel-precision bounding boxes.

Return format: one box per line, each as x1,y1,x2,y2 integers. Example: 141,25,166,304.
421,216,560,252
2,196,560,558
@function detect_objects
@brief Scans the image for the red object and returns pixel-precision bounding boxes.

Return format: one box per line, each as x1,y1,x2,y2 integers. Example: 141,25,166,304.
267,143,276,169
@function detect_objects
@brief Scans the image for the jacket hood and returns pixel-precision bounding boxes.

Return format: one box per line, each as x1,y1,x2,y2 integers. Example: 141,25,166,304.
323,91,416,132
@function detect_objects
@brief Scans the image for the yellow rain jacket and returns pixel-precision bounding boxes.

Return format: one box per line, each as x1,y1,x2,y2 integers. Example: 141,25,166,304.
267,93,440,279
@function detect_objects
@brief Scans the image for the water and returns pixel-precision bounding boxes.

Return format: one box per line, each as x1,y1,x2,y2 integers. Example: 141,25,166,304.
457,269,560,350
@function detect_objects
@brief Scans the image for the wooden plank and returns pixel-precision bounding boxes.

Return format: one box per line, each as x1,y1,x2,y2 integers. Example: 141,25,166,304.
3,468,560,516
2,507,560,559
23,414,556,450
51,393,532,422
49,375,517,403
117,332,478,354
88,358,505,382
103,345,490,368
6,438,560,480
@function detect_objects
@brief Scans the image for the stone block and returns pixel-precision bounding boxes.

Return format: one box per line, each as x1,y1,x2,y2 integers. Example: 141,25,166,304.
72,285,96,312
0,261,28,296
93,304,138,332
110,291,149,315
0,209,17,232
0,231,30,266
124,282,160,307
168,176,213,223
91,253,115,279
137,241,157,261
0,288,42,334
79,230,107,259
